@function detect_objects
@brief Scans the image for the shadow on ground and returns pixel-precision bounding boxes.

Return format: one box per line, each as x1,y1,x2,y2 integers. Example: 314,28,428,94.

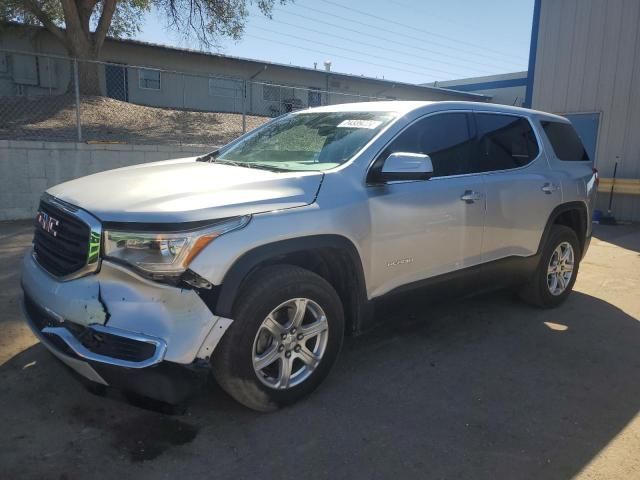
1,286,639,479
593,223,640,253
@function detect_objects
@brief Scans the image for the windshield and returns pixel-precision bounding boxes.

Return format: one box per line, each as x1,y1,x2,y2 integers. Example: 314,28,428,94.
215,111,397,172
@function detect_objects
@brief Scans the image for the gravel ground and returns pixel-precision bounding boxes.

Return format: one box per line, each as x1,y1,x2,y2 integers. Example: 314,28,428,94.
0,95,269,145
0,222,639,480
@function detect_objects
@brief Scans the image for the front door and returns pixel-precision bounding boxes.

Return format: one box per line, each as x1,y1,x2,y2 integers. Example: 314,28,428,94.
105,64,128,101
367,112,486,298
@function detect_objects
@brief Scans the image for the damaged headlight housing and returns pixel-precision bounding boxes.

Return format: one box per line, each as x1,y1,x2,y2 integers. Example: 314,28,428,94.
103,216,250,279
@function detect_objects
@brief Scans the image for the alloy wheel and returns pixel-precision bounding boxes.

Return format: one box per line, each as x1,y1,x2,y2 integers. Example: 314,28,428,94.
252,298,329,389
547,241,575,296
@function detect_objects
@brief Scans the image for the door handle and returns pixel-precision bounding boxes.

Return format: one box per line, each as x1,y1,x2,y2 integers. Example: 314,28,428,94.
460,190,483,204
541,183,560,194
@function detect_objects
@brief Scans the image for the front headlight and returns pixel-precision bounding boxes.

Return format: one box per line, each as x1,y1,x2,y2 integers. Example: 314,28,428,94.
104,216,250,279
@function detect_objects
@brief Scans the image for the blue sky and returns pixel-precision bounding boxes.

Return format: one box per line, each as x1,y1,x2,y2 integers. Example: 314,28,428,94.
136,0,534,84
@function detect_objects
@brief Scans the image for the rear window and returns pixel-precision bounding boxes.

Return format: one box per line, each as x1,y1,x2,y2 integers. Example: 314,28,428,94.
541,121,590,161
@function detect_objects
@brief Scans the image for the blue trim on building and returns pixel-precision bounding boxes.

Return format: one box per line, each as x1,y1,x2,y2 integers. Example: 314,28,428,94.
524,0,542,108
443,77,527,92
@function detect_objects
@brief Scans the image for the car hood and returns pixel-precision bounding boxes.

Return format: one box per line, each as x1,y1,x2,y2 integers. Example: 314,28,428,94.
46,157,324,223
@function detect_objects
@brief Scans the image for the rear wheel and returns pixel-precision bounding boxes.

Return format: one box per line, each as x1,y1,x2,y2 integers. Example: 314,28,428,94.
519,225,580,308
211,265,344,411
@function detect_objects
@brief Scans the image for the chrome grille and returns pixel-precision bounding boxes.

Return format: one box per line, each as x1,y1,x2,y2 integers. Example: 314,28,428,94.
33,196,100,279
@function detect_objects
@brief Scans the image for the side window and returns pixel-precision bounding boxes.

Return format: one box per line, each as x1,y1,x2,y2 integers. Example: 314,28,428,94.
541,121,590,161
375,112,475,178
474,113,539,172
139,69,160,90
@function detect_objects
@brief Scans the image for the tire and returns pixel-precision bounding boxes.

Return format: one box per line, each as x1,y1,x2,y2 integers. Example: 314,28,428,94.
519,225,581,308
211,265,344,412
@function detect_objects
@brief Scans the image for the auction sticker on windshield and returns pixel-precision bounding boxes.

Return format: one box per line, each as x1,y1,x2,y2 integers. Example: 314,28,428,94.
337,119,383,129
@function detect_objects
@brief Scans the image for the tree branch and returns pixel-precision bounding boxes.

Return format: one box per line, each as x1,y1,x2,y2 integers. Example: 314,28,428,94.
92,0,117,53
78,0,99,36
58,0,82,32
24,0,67,46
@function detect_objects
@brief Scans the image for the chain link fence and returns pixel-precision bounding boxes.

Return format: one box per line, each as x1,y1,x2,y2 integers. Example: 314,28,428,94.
0,50,388,146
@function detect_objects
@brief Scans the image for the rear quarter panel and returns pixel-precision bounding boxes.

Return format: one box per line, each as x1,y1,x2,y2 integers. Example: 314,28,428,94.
533,116,597,238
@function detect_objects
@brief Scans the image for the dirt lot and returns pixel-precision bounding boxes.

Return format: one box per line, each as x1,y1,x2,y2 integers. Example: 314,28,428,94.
0,95,268,145
0,221,638,480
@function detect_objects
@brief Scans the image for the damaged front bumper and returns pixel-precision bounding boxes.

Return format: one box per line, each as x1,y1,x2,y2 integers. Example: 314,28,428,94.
20,249,233,401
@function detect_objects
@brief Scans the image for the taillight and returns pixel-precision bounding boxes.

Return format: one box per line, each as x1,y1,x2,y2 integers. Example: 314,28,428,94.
592,167,599,187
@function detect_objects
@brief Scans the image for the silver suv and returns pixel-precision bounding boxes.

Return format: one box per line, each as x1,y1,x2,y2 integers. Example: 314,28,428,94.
21,101,597,411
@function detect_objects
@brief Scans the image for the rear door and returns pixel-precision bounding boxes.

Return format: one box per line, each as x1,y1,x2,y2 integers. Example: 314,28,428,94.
475,112,560,261
366,111,486,297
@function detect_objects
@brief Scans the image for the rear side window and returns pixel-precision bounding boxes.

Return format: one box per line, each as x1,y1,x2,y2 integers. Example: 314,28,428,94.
376,112,476,177
541,121,590,161
474,113,539,172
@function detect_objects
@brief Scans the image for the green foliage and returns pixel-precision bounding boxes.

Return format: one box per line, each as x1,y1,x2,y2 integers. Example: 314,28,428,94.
0,0,288,48
97,0,151,38
1,0,64,27
155,0,288,46
1,0,148,38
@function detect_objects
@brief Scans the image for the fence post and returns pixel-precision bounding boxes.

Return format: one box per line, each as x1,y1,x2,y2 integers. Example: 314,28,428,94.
73,59,83,142
182,73,186,109
47,57,52,95
242,80,247,134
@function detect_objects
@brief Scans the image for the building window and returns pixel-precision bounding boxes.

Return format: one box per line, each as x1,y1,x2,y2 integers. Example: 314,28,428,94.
139,69,160,90
12,54,38,85
263,84,280,101
209,77,242,98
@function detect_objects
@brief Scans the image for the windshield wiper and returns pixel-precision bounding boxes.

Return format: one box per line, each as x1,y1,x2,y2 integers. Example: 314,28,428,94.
214,159,246,168
196,150,219,162
241,163,288,172
214,159,287,172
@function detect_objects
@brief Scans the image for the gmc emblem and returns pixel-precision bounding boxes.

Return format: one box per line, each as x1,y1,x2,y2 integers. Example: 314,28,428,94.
36,211,60,237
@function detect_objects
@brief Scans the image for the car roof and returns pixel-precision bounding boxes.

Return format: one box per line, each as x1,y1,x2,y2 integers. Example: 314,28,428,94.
299,100,569,123
298,101,433,114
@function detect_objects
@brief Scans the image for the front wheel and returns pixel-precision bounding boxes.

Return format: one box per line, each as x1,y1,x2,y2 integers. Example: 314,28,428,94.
211,265,344,411
519,225,580,308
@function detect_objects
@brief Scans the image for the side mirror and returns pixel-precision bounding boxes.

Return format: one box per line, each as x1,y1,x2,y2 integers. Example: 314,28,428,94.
377,152,434,182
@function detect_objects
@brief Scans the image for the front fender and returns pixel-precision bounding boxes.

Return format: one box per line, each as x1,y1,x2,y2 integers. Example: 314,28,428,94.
212,234,367,319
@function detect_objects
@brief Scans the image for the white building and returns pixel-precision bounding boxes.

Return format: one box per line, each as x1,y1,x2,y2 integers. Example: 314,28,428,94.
0,22,487,118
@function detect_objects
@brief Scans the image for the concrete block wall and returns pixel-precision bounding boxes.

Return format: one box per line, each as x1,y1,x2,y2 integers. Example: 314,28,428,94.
0,140,211,221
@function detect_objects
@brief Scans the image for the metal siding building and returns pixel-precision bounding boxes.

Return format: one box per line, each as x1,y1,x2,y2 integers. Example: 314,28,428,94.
424,72,528,107
528,0,640,222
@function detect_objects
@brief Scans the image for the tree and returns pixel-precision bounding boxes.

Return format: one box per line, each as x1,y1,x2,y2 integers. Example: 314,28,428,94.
1,0,287,92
